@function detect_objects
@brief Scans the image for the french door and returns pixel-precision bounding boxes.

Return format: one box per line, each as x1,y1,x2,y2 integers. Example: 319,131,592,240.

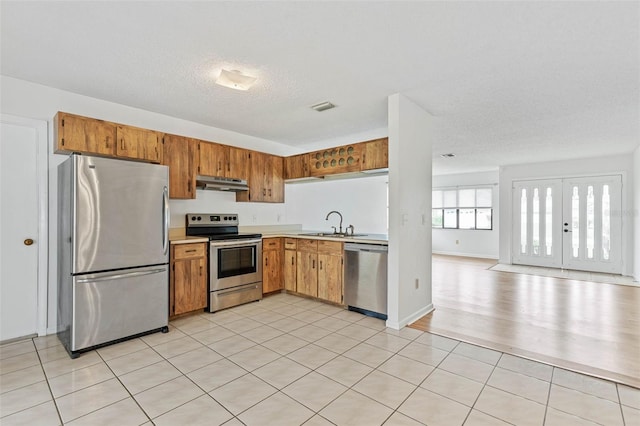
512,175,622,274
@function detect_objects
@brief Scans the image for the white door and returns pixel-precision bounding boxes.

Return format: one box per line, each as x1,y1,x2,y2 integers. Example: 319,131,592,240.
562,176,622,273
512,175,623,274
0,115,48,341
512,180,563,268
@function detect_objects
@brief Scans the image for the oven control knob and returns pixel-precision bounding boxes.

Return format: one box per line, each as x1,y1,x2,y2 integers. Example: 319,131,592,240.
191,216,196,221
197,216,202,221
233,216,237,220
224,216,229,220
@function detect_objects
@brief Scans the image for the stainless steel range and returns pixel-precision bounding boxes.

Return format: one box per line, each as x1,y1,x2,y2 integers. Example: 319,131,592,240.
185,214,262,312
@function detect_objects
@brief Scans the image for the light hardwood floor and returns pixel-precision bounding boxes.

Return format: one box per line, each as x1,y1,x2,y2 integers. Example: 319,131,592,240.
409,255,640,388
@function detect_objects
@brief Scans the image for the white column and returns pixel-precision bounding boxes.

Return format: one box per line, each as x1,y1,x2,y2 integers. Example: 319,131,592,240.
386,93,434,330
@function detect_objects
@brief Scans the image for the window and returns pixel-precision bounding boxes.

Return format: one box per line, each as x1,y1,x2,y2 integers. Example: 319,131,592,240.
432,186,493,230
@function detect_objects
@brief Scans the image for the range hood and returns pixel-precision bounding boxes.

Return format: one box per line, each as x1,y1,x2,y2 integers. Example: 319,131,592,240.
195,175,249,192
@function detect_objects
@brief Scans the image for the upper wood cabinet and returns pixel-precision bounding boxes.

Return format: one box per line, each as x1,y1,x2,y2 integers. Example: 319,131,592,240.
284,153,310,179
198,141,228,177
361,138,389,170
199,142,251,182
116,125,162,163
236,151,284,203
309,144,362,177
55,112,116,156
229,147,250,181
162,134,197,199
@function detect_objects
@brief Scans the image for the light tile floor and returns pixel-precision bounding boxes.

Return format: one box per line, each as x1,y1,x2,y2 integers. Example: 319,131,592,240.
1,293,639,425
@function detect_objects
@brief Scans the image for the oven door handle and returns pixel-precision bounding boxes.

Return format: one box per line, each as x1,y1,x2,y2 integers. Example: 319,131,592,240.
210,239,263,248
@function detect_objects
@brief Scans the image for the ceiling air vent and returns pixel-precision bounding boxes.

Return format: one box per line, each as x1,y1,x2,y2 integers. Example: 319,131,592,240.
310,101,336,112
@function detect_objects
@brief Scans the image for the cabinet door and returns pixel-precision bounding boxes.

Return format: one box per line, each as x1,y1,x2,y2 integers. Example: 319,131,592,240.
263,248,282,293
55,112,116,156
284,249,297,292
317,253,343,304
284,154,310,179
199,141,229,177
173,256,207,316
162,134,197,199
237,150,266,202
267,155,284,202
309,144,361,177
116,125,162,163
361,138,389,170
228,147,250,180
296,251,318,297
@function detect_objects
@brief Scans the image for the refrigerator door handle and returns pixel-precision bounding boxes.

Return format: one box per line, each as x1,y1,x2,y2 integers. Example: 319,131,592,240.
162,186,169,255
76,268,167,284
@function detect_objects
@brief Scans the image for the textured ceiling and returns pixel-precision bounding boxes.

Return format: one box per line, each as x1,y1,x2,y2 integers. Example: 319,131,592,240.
1,1,638,174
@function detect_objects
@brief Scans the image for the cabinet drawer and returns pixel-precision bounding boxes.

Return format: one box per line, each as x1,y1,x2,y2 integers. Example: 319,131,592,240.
297,239,318,252
317,240,343,254
263,237,282,250
173,243,206,260
284,238,297,250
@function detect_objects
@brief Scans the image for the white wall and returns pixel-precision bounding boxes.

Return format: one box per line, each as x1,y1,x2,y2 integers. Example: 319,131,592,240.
0,76,298,334
499,154,635,276
387,94,433,329
285,175,388,234
634,145,640,281
432,171,499,259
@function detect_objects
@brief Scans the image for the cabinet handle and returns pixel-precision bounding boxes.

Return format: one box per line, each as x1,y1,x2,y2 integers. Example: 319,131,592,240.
312,259,315,269
263,189,266,196
120,138,125,150
265,258,268,266
291,257,294,265
227,162,231,172
319,260,323,270
268,189,272,196
184,249,197,253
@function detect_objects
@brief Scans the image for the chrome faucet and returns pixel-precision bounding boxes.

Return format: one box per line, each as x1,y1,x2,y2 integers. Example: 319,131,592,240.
325,211,343,234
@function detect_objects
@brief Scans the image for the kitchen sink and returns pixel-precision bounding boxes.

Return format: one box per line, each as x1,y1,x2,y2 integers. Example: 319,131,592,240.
300,232,368,238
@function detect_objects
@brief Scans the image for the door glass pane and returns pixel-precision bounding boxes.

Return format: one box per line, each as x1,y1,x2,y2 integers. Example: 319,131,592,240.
545,187,553,256
520,189,527,254
432,190,443,208
459,208,475,229
458,189,475,207
432,209,443,228
602,185,610,260
443,209,457,228
572,186,580,258
532,188,540,255
476,188,492,207
476,208,492,229
586,186,595,259
443,190,457,207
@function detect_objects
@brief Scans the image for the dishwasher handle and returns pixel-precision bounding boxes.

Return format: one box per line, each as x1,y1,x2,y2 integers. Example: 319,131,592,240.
344,243,388,253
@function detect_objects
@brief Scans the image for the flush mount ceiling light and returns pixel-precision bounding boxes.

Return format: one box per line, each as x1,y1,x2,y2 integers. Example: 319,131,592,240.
215,69,257,91
440,153,456,158
310,101,336,112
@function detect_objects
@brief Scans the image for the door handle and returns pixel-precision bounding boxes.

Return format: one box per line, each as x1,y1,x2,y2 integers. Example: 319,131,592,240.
24,238,34,246
564,229,571,233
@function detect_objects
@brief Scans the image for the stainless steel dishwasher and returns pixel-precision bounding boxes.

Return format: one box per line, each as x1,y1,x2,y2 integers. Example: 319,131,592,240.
344,243,388,320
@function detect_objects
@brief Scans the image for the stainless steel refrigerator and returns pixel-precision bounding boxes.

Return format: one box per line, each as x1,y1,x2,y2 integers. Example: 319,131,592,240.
58,154,170,357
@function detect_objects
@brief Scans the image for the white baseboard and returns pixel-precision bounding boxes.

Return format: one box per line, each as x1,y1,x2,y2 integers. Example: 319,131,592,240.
432,250,498,260
386,303,434,330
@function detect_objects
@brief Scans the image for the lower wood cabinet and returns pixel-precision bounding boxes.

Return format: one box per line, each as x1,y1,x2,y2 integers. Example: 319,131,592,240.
283,238,297,292
262,238,283,293
170,242,207,317
295,239,343,303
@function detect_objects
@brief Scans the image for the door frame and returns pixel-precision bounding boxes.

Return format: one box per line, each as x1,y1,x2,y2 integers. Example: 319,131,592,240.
509,172,627,275
1,114,48,336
